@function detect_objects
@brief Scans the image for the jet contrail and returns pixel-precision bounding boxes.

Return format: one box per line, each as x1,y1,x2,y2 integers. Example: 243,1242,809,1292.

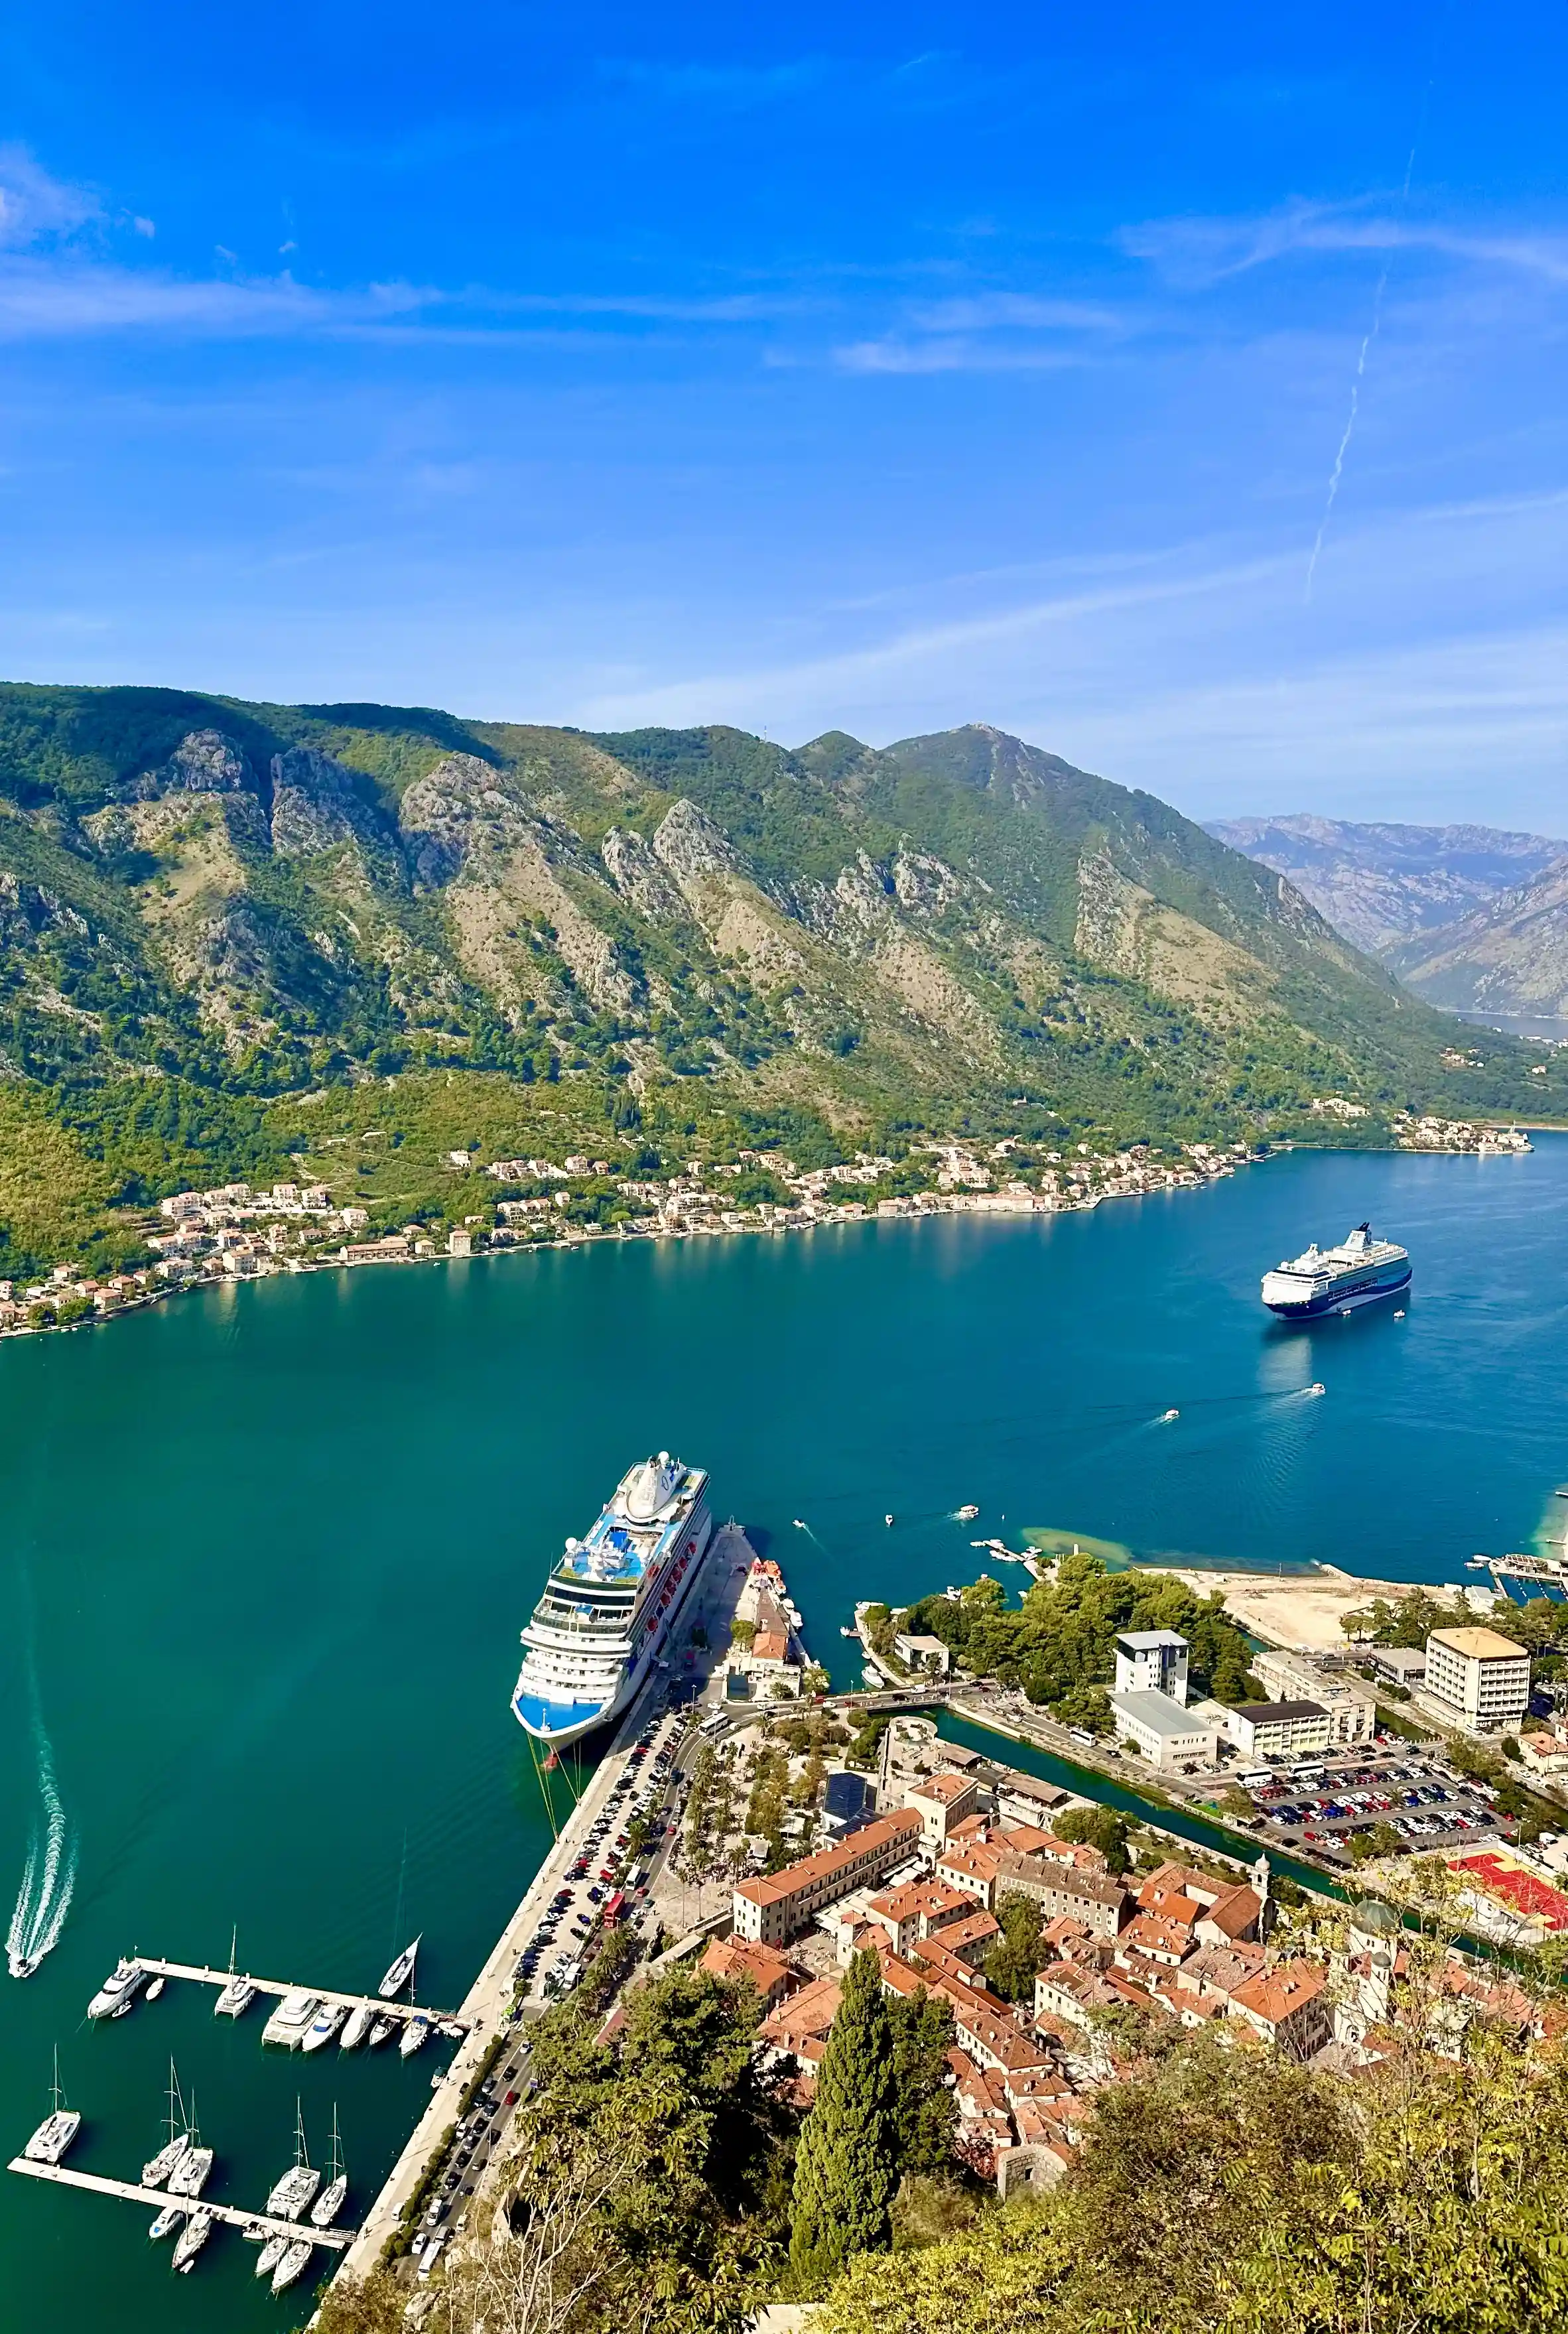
1303,133,1424,604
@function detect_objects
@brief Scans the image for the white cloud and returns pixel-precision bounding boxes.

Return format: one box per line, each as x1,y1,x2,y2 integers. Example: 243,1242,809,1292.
0,147,100,247
1122,198,1568,290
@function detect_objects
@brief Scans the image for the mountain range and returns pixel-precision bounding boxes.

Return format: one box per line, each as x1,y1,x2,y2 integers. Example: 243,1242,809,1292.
1209,814,1568,1023
1,684,1562,1279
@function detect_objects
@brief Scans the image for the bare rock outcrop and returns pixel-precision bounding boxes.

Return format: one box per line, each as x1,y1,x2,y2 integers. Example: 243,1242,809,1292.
601,825,686,921
131,728,254,801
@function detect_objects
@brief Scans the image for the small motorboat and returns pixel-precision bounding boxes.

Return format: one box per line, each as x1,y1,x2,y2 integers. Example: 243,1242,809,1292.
792,1519,806,1530
1159,1409,1179,1423
146,1977,165,2002
884,1513,894,1526
340,2004,375,2049
367,2014,397,2047
1307,1382,1325,1396
956,1504,979,1521
149,2203,184,2241
11,1954,39,1980
399,2013,432,2057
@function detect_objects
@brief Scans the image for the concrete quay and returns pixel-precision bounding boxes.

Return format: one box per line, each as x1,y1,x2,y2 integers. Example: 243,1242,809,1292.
7,2157,353,2249
336,1669,671,2278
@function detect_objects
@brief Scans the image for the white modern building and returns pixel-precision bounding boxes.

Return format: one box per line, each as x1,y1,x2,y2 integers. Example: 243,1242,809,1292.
1252,1649,1376,1746
1212,1699,1334,1761
1114,1630,1190,1706
1108,1689,1218,1773
1423,1628,1530,1735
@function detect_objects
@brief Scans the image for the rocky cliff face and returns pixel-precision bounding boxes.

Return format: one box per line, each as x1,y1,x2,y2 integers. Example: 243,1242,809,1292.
0,690,1558,1177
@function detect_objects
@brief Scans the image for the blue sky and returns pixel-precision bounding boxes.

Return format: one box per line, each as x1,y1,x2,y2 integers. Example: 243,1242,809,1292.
1,2,1565,826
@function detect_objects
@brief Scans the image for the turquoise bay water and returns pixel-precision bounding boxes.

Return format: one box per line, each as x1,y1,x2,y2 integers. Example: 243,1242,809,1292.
2,1138,1567,2331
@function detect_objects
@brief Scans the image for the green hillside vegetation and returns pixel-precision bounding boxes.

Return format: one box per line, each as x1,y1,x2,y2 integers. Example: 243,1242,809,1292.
3,681,1563,1279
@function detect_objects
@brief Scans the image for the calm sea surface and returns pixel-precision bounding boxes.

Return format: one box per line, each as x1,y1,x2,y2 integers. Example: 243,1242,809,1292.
3,1138,1566,2331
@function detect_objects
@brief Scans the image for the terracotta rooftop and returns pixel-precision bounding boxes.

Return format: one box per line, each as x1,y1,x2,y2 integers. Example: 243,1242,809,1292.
736,1807,921,1907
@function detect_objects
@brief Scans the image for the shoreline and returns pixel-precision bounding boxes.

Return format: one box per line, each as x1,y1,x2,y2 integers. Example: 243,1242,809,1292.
3,1115,1553,1352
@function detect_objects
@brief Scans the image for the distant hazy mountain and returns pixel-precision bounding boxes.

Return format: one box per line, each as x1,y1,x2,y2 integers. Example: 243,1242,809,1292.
1207,814,1567,960
1388,859,1568,1022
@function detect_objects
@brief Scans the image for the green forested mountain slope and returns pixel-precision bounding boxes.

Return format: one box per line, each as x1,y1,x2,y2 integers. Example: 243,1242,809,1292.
0,682,1561,1277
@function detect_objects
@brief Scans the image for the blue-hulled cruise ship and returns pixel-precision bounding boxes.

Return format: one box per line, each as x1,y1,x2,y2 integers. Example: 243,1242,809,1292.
1260,1222,1411,1319
511,1454,713,1746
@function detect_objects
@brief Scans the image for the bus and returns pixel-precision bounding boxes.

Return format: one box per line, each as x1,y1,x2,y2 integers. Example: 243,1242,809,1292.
603,1890,626,1923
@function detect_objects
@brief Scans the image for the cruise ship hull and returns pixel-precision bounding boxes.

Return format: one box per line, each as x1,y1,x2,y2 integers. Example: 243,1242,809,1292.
1262,1262,1411,1319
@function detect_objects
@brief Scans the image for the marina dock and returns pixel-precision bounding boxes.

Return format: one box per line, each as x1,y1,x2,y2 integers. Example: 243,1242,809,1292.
7,2158,354,2249
129,1957,465,2028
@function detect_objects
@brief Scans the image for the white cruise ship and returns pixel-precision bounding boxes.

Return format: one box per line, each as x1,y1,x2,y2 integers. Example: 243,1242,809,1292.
1260,1222,1411,1319
512,1455,713,1747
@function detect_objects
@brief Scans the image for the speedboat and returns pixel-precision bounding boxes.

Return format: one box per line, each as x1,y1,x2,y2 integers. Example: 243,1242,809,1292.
145,1976,165,2002
263,1990,322,2048
792,1519,805,1529
399,2013,432,2057
956,1504,979,1521
378,1935,421,1998
436,2019,464,2039
367,2014,397,2047
884,1514,894,1527
272,2238,314,2294
1160,1408,1179,1422
88,1958,147,2018
149,2203,184,2241
340,2004,374,2048
301,2002,348,2053
172,2209,214,2272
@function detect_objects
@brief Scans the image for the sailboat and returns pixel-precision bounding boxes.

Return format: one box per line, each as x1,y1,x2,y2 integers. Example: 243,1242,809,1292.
172,2207,214,2272
142,2059,190,2189
378,1935,421,1998
265,2097,320,2221
214,1925,257,2018
271,2235,314,2294
23,2048,80,2166
310,2105,348,2228
166,2092,214,2197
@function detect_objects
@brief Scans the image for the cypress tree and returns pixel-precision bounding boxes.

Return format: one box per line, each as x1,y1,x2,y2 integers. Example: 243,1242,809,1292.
788,1948,899,2292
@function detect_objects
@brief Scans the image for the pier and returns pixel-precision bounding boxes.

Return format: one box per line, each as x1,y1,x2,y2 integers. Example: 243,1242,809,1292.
129,1958,465,2028
7,2158,354,2249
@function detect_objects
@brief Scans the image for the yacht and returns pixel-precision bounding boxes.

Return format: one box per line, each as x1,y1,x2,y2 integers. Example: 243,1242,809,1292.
301,2002,348,2053
24,2052,80,2166
263,1990,322,2048
379,1935,420,1997
340,2004,375,2048
142,2062,190,2188
167,2097,213,2199
255,2233,288,2280
87,1957,147,2019
265,2100,320,2221
172,2208,214,2272
512,1456,713,1748
399,2012,431,2057
272,2237,314,2294
311,2108,348,2228
1260,1223,1411,1319
149,2202,184,2242
214,1927,257,2017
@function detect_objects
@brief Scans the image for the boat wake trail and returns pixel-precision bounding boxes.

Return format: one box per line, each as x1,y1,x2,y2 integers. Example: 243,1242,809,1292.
6,1616,77,1980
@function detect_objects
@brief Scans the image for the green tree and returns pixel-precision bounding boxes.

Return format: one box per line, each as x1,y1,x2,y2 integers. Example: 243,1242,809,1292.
887,1986,958,2175
789,1949,900,2292
1053,1803,1132,1875
984,1891,1047,2003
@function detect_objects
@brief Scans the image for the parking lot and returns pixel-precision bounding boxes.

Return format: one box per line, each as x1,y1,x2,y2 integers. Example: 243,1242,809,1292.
1241,1748,1506,1859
